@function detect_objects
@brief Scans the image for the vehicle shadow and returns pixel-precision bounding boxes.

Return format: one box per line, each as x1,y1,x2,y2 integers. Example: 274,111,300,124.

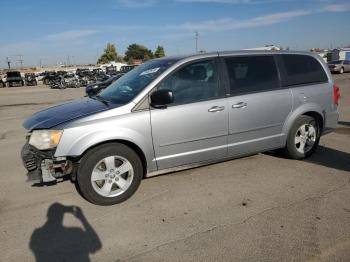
266,145,350,173
306,145,350,172
338,121,350,127
29,203,102,262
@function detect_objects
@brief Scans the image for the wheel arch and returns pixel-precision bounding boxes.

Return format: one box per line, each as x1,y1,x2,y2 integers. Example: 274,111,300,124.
283,104,324,141
302,111,324,132
75,139,148,178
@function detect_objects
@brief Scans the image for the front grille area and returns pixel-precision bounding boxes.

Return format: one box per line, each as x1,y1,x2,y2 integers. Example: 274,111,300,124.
25,158,37,171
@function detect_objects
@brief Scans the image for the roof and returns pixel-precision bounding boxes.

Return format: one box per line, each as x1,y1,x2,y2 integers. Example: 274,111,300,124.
161,50,315,62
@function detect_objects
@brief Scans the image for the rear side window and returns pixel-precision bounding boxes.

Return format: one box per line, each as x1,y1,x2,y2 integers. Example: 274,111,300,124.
224,56,279,95
279,54,328,87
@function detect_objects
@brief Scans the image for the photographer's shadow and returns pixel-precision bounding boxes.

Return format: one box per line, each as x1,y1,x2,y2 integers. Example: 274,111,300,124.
30,203,102,262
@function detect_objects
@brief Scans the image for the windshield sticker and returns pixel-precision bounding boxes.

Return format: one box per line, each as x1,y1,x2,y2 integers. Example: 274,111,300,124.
140,67,160,76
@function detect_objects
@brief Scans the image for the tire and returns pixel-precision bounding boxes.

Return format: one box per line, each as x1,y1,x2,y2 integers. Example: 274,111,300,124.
340,67,344,74
76,143,143,205
283,115,320,160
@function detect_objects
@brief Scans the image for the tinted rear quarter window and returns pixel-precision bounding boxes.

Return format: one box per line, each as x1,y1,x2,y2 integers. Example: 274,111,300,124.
279,54,328,87
224,55,279,95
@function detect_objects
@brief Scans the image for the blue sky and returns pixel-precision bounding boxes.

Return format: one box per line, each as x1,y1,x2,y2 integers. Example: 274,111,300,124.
1,0,349,67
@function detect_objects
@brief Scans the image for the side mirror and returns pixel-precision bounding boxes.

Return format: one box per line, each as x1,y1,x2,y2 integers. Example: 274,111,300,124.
150,89,174,109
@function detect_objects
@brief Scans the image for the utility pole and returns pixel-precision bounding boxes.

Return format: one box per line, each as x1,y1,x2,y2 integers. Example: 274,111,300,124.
195,31,199,53
16,54,24,68
6,57,11,69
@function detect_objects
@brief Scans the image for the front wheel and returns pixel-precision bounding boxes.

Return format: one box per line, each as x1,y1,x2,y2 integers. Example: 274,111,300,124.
76,143,143,205
339,67,344,74
283,115,320,159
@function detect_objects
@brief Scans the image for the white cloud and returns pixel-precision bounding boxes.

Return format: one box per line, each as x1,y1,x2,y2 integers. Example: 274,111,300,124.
323,3,350,12
44,30,98,41
171,10,310,32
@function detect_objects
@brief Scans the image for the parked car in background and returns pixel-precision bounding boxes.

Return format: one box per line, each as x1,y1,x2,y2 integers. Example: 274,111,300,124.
76,68,91,78
6,71,24,87
42,71,57,85
328,60,350,74
106,66,118,76
25,73,38,86
21,51,339,205
86,73,124,96
120,65,138,73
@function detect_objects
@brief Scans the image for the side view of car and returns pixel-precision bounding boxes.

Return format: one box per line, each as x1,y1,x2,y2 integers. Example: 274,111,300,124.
328,60,350,74
21,51,339,205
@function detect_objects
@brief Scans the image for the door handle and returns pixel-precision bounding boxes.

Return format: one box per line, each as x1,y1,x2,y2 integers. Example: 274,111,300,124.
232,102,247,109
208,106,225,112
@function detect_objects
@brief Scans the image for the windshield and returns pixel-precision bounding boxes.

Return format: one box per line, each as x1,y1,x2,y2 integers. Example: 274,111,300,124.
99,58,179,104
7,72,21,77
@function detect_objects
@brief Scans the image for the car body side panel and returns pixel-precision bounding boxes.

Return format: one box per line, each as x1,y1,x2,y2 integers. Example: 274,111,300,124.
227,89,293,156
282,83,338,140
150,98,229,170
54,109,157,172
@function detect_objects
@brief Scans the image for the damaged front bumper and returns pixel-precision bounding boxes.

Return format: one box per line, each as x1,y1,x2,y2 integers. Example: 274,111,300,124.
21,143,74,183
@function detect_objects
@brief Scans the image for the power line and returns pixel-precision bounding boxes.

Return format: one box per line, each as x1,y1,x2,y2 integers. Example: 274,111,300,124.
16,54,24,68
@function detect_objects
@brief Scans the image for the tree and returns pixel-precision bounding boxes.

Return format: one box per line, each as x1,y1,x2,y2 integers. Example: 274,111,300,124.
127,57,135,65
124,44,154,62
97,43,119,64
154,46,165,58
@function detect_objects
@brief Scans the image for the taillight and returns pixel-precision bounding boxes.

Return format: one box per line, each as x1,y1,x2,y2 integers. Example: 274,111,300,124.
333,84,340,105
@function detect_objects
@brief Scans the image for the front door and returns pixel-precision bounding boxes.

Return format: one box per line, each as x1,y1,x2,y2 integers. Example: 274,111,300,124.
150,59,229,170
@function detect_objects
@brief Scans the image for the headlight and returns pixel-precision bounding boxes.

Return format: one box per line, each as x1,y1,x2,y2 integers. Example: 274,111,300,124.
92,85,99,89
29,130,63,150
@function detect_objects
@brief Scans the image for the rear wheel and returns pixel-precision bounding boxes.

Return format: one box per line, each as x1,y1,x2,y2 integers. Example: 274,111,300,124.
283,115,320,159
76,143,143,205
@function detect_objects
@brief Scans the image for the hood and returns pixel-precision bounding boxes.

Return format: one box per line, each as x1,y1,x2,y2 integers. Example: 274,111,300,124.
23,97,123,130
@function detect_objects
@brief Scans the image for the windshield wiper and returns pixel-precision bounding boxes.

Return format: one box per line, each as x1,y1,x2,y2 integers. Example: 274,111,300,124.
91,95,110,106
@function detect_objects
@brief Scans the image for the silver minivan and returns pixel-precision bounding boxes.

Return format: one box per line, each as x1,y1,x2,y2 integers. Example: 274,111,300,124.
21,51,340,205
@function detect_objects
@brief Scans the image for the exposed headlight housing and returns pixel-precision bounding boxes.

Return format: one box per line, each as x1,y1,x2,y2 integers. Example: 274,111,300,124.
29,130,63,150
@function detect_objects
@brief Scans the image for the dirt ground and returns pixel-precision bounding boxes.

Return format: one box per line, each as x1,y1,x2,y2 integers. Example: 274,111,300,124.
0,75,349,262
